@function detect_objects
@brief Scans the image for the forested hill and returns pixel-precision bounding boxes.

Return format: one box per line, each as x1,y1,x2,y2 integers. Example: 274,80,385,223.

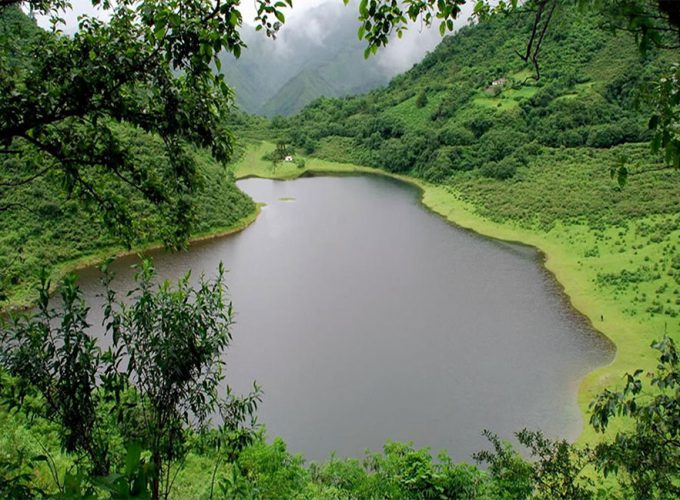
0,7,255,306
217,1,393,117
276,5,675,192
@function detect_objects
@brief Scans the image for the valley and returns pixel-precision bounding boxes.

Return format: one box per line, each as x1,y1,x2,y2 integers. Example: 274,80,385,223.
1,0,678,497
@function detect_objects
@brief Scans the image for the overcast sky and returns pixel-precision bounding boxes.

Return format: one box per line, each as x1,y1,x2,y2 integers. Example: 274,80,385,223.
33,0,474,75
34,0,336,31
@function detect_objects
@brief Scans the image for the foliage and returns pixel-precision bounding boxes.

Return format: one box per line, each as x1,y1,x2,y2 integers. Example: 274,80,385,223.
0,261,261,499
0,123,256,307
281,4,676,186
649,62,680,168
589,336,680,498
1,0,240,245
344,0,680,172
1,271,108,473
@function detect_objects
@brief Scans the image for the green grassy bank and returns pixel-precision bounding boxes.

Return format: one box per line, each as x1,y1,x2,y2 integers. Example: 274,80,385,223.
233,140,679,446
0,134,258,311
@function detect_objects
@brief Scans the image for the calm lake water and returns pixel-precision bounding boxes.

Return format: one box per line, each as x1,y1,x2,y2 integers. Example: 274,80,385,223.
77,175,614,462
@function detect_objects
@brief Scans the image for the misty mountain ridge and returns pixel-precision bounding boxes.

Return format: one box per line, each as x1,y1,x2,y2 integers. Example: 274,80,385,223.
219,0,447,116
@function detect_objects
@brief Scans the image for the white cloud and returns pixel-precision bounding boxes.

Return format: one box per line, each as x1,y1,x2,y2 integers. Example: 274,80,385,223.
31,0,112,34
32,0,332,32
240,0,329,26
31,0,478,86
375,2,476,76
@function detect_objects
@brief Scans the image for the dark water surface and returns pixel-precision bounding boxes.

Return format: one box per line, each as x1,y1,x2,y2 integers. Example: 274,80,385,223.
77,175,614,462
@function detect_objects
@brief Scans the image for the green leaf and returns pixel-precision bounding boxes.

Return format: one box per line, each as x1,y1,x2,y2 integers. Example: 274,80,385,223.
359,0,368,17
125,442,143,476
64,471,82,496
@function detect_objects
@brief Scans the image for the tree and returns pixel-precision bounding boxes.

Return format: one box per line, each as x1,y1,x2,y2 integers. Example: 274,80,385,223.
0,260,261,499
415,89,429,108
0,0,293,247
350,1,679,61
473,338,679,498
589,336,679,498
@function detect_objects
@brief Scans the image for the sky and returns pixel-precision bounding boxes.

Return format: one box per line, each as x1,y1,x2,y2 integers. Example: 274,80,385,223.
33,0,475,76
34,0,337,32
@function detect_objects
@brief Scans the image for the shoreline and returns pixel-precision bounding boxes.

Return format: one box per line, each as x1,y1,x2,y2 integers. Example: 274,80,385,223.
3,207,261,312
231,141,657,446
4,140,664,446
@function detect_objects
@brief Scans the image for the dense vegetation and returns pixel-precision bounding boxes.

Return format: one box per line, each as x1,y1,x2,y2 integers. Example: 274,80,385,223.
278,8,666,179
0,119,255,307
0,7,255,307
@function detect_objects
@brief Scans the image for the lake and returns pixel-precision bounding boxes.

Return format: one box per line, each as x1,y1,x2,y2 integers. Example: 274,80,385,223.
76,175,614,462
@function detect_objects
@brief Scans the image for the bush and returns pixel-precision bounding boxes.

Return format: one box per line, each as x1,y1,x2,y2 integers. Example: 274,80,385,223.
415,90,428,108
586,124,625,147
437,125,476,146
480,156,520,180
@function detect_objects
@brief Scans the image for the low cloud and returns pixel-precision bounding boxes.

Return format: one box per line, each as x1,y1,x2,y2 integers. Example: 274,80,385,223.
375,2,476,76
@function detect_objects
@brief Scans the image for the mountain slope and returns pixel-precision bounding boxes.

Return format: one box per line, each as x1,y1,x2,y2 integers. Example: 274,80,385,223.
0,7,256,306
261,69,336,117
259,43,390,116
218,0,430,116
280,6,676,184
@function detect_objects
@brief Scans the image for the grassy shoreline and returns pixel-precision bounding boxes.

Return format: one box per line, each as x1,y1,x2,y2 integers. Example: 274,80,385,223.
3,207,261,312
234,140,677,445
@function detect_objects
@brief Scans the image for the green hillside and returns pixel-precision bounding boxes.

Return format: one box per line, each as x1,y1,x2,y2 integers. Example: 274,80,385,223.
218,1,391,116
280,9,669,178
0,7,256,307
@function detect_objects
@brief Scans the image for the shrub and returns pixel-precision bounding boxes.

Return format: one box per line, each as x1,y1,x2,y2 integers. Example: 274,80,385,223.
480,156,520,180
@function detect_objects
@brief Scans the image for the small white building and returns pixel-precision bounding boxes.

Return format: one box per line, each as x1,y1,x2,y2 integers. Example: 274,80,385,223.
491,78,507,87
284,155,294,162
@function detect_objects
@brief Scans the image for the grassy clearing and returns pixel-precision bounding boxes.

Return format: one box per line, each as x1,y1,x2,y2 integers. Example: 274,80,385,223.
234,140,679,446
472,95,520,110
503,86,539,100
510,68,534,81
233,140,383,179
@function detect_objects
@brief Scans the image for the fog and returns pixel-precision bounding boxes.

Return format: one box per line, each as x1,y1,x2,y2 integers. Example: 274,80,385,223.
33,0,475,76
239,0,476,77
